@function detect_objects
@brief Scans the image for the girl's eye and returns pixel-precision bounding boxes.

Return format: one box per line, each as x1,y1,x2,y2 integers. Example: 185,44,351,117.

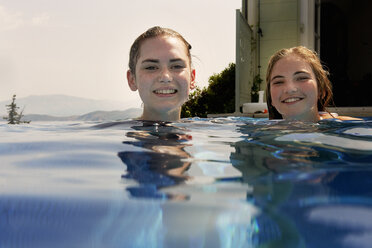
271,81,283,85
296,75,311,81
171,64,185,69
145,66,157,70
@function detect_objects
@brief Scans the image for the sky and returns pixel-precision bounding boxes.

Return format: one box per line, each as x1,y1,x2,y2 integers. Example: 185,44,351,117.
0,0,241,109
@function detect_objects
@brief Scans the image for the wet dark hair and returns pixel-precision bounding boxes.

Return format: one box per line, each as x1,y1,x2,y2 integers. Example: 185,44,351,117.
128,26,192,76
265,46,333,119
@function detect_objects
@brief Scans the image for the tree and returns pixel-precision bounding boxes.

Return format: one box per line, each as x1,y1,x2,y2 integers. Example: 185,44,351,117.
182,63,235,118
3,94,30,124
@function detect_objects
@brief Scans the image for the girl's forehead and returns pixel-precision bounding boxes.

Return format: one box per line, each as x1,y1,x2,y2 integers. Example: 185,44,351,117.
138,36,189,59
274,54,313,72
281,54,307,64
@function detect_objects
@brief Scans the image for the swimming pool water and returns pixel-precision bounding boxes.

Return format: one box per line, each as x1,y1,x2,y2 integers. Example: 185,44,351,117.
1,118,372,248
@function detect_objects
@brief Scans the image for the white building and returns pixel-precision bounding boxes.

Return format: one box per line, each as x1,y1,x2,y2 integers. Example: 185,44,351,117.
236,0,372,116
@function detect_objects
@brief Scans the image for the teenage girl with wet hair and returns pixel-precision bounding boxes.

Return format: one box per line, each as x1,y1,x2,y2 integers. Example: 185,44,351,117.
127,26,195,122
265,46,359,122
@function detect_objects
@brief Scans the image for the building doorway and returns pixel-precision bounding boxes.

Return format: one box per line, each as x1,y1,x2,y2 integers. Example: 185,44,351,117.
320,0,372,107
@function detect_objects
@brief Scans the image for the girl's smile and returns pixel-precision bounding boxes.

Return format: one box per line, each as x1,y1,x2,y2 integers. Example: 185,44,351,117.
281,96,304,104
153,87,178,96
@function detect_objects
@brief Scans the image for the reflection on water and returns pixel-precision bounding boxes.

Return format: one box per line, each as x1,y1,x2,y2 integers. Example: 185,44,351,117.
1,118,372,247
232,120,372,180
115,120,258,247
118,121,192,200
230,119,372,248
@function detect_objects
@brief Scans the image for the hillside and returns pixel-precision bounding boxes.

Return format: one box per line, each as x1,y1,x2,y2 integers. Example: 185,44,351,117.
21,108,142,122
0,94,139,117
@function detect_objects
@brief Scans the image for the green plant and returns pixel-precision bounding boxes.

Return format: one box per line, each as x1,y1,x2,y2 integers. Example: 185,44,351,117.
181,63,235,118
251,74,263,102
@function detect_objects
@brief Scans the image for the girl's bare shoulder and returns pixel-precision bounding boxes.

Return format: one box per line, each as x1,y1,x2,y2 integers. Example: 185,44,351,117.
320,112,362,121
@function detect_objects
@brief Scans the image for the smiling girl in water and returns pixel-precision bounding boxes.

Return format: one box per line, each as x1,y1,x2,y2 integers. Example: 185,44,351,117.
127,26,195,122
265,46,358,122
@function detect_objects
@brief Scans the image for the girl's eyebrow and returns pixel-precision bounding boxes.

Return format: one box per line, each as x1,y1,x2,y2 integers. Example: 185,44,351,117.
294,70,311,75
169,58,184,63
271,70,311,81
141,58,184,64
271,75,284,81
141,59,159,64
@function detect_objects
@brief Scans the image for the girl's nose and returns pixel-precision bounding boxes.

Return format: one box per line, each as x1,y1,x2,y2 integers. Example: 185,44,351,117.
285,81,298,94
159,68,172,83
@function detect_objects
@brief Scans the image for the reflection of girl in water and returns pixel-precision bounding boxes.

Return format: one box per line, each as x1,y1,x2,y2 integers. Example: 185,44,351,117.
118,121,192,200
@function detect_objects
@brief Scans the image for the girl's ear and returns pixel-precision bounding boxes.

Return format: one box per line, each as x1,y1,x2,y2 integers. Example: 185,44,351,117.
127,70,138,91
190,69,196,90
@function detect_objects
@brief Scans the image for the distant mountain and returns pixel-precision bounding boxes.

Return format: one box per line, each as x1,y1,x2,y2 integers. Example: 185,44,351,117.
22,108,142,122
0,94,139,117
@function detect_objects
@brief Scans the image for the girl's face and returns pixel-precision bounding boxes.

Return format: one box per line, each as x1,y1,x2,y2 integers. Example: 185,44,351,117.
269,54,320,122
127,35,195,121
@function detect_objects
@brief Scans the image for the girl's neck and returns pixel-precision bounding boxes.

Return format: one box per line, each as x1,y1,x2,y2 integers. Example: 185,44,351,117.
140,107,181,122
284,110,320,122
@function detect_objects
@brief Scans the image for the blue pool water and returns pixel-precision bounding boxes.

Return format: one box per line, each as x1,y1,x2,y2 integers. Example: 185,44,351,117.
1,118,372,248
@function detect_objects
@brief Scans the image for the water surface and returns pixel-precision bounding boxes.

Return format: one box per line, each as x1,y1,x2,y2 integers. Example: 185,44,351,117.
1,118,372,248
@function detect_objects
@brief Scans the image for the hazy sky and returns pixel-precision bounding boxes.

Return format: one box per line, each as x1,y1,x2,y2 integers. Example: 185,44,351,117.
0,0,241,108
